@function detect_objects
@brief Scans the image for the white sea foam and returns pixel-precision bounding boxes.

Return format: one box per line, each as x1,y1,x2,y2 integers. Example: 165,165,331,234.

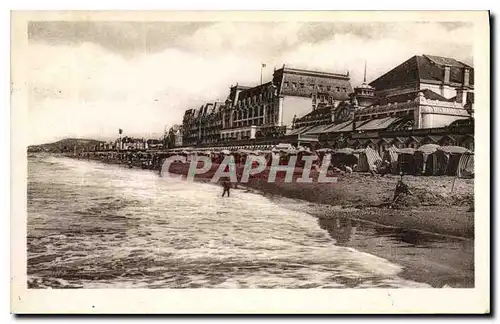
27,155,432,289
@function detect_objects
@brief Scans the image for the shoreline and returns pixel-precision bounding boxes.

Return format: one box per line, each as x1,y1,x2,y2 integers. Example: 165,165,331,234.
164,161,474,239
60,155,474,239
41,155,475,287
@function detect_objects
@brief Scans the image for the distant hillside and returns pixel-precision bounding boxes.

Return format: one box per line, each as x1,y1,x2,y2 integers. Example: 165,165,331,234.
28,138,105,153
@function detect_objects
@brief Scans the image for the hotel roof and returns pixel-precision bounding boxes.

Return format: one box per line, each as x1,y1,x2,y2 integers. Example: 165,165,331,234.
369,54,474,90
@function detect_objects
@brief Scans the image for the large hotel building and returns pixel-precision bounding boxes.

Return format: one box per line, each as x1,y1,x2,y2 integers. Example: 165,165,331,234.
179,55,474,152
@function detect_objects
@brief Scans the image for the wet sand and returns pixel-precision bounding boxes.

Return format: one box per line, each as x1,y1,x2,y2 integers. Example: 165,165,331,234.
272,198,474,288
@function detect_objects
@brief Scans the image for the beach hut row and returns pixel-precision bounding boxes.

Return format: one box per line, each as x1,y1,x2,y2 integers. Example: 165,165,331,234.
381,144,474,177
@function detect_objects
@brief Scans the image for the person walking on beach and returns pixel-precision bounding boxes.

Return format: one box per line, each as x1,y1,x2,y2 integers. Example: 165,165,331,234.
221,177,231,197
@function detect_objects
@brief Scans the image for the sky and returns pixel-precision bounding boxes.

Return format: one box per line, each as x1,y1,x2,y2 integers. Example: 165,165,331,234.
27,20,474,145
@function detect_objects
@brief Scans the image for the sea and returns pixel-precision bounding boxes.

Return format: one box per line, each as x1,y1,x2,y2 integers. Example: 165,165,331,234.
27,154,472,289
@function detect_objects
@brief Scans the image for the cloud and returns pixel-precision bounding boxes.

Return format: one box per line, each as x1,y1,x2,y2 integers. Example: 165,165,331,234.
28,21,213,56
26,21,474,144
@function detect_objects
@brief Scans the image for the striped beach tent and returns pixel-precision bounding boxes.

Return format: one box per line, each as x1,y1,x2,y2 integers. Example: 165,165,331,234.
381,145,399,174
457,152,474,178
355,147,382,172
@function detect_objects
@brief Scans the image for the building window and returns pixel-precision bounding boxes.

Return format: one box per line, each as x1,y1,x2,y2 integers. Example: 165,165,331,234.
292,82,297,89
319,85,324,91
342,87,347,92
336,87,340,92
300,83,305,88
310,84,315,89
284,81,289,87
327,86,331,91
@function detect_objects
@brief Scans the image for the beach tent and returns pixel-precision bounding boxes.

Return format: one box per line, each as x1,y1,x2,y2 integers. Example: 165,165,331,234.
354,147,382,172
433,146,471,176
381,145,399,174
274,143,294,151
414,144,440,175
330,148,358,167
394,147,416,175
457,151,474,178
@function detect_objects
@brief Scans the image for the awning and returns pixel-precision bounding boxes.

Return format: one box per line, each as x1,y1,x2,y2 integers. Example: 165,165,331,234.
346,139,358,146
443,134,460,143
303,124,332,135
298,134,319,142
393,137,407,143
425,135,443,143
286,125,315,136
380,137,393,144
355,117,401,131
322,120,353,133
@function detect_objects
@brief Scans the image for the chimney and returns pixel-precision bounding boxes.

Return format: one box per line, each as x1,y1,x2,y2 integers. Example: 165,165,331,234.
443,65,451,84
463,68,470,87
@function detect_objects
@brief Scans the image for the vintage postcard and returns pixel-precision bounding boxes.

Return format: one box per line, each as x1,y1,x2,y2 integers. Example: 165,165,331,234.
11,11,490,314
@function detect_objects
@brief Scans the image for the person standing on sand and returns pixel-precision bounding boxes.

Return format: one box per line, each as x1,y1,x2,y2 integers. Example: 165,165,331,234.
391,173,412,207
380,160,391,177
221,177,231,197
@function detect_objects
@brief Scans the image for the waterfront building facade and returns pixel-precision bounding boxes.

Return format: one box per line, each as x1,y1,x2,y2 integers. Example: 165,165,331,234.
217,66,353,143
182,101,225,147
176,55,474,153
